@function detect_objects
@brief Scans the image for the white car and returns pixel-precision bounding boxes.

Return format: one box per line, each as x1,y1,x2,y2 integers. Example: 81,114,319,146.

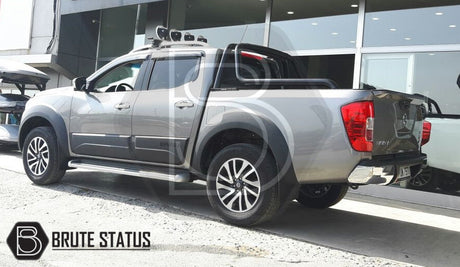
409,76,460,192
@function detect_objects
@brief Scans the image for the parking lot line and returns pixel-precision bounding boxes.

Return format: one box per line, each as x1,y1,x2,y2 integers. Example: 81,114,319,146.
333,198,460,232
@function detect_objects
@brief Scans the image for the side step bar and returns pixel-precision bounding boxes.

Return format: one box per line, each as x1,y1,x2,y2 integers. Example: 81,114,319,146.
68,159,190,183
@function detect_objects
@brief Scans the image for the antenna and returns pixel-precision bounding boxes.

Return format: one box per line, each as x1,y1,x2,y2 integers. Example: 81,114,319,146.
239,25,249,43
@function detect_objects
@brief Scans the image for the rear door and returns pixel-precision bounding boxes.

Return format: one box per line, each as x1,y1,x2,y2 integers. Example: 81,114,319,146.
131,52,204,165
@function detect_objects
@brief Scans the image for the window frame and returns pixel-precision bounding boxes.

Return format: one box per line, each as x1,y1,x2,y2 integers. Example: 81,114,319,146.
91,60,144,93
86,54,150,93
146,54,203,91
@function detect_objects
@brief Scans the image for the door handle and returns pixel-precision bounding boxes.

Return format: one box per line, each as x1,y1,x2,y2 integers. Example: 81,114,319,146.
175,100,194,109
114,103,131,110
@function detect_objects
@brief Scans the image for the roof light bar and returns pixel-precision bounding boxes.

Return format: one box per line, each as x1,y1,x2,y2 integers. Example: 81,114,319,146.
184,32,195,41
156,26,169,40
197,35,207,43
152,26,207,45
169,29,182,41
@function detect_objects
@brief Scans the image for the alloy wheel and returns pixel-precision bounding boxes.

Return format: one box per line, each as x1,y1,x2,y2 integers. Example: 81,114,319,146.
26,137,49,176
216,158,261,212
410,170,431,186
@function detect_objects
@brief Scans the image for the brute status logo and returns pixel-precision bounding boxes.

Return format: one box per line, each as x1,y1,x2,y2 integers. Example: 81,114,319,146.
6,221,152,259
7,222,49,260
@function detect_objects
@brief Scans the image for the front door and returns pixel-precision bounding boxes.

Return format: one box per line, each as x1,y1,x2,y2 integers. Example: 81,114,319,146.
69,60,144,160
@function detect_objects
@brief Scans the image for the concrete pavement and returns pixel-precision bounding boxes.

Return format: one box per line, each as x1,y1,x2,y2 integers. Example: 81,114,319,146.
1,149,459,266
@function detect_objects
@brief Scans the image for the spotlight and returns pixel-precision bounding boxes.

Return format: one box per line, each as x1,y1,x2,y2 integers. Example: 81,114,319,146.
169,29,182,41
197,35,207,43
184,32,195,41
156,26,169,40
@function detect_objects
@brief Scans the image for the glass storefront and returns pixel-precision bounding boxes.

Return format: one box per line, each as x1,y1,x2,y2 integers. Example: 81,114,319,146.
364,0,460,47
58,10,100,77
97,4,149,68
297,55,355,88
60,0,460,115
169,0,266,48
269,0,359,51
54,0,460,197
58,2,166,75
361,52,460,114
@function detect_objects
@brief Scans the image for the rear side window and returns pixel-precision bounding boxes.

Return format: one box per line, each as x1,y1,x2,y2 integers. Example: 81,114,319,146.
239,52,283,79
148,57,200,90
216,47,303,88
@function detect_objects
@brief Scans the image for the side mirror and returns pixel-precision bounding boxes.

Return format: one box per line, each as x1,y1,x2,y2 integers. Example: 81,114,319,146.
72,77,87,92
457,74,460,89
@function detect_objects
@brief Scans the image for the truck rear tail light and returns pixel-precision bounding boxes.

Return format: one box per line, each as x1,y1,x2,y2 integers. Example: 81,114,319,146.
341,101,374,152
421,121,431,146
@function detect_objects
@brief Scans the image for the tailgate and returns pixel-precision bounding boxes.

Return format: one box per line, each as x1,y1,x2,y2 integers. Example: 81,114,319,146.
372,90,425,156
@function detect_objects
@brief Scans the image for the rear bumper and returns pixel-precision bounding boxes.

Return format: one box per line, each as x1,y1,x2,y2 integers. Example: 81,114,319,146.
348,153,427,185
0,124,19,143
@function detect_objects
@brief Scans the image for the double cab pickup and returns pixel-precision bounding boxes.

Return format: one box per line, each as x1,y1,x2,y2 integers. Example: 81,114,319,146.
19,30,428,225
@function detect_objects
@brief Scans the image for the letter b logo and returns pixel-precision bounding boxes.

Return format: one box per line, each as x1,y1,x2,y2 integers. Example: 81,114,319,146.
7,222,48,260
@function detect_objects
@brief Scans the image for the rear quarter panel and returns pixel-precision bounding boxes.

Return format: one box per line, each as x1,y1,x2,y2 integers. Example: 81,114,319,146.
200,89,373,184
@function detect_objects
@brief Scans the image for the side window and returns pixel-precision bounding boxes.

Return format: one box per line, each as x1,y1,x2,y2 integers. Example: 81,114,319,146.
239,54,282,79
216,48,301,89
148,57,200,90
94,60,142,92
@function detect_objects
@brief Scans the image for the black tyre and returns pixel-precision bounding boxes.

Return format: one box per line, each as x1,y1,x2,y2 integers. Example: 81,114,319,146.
22,126,66,185
206,144,281,226
407,167,436,191
297,184,348,209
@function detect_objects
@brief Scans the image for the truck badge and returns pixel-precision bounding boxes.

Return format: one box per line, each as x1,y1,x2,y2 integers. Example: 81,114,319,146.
402,113,408,126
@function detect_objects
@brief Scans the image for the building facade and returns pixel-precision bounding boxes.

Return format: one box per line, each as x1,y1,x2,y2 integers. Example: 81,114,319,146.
0,0,71,89
1,0,460,114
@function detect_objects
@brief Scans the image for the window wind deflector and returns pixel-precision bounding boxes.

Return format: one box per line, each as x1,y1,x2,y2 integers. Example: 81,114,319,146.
152,51,204,59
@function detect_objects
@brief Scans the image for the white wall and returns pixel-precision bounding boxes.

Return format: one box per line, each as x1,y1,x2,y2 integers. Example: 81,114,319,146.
0,0,34,51
0,0,54,55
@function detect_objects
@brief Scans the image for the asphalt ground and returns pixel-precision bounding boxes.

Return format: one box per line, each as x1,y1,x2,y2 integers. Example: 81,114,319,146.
1,150,459,266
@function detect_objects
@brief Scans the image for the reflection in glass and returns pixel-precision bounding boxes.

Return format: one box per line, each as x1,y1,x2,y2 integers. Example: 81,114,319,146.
169,0,266,48
133,4,148,49
361,52,460,114
186,24,265,48
148,57,200,90
98,6,138,59
269,0,359,51
296,55,355,88
97,4,148,69
94,61,142,91
364,0,460,46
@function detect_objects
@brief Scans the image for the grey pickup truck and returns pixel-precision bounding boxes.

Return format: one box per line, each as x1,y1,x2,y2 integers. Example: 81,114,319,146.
19,30,428,226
